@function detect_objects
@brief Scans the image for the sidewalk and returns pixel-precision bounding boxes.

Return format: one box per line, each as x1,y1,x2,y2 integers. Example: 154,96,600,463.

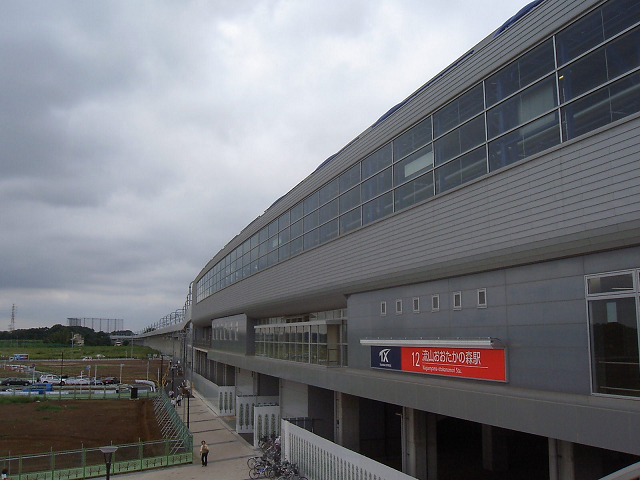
121,393,258,480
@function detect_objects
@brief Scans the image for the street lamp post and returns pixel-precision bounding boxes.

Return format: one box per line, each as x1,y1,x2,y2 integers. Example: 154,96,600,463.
99,446,118,480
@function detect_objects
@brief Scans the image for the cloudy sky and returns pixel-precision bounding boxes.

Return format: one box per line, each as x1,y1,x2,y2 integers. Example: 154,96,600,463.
1,0,526,332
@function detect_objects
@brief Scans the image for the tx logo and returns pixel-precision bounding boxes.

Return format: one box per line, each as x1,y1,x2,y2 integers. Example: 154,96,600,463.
379,348,391,363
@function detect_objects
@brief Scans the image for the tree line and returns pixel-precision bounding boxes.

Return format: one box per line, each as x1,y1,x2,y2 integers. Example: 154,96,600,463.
0,324,132,346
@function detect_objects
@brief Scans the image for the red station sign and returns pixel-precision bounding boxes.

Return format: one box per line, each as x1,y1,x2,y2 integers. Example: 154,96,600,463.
401,346,506,382
369,344,507,382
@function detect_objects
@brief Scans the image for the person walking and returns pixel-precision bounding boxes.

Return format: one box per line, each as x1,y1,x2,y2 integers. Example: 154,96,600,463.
199,440,209,467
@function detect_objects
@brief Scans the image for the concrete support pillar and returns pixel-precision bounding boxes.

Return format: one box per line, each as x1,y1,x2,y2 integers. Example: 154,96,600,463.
426,412,437,480
335,392,360,452
482,424,509,471
403,408,428,480
549,439,575,480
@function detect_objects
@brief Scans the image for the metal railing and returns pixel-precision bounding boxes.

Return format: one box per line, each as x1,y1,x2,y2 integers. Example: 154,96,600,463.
599,462,640,480
0,391,192,480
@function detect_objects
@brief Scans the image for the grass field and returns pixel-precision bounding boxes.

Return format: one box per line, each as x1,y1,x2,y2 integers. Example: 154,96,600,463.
0,341,159,360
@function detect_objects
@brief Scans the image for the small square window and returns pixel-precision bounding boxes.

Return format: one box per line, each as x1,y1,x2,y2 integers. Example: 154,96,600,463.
431,294,440,312
477,288,487,308
453,291,462,310
413,297,420,313
380,301,387,316
396,299,403,314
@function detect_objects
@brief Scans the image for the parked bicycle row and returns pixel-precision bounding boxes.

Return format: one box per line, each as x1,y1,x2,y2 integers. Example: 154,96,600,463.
247,435,306,480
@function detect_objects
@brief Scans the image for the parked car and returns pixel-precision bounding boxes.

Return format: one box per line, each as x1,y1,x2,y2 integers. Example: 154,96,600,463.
38,374,62,384
103,377,119,385
90,377,103,385
1,377,31,386
63,377,91,385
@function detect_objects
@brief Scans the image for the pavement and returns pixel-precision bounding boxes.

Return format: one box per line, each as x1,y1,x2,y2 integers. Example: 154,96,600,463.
120,392,259,480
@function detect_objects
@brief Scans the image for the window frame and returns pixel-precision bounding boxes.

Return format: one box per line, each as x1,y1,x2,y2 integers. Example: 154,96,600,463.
453,291,462,310
477,288,487,308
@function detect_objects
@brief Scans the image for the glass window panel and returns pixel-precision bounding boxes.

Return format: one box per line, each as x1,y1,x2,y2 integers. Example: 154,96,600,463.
259,241,268,257
489,111,560,171
259,227,269,243
487,75,557,139
606,26,640,79
561,71,640,141
361,167,392,203
258,256,267,270
588,274,634,294
319,178,339,205
434,83,484,137
589,297,640,396
251,246,259,262
394,172,434,211
278,211,290,230
394,144,434,186
250,233,260,249
303,210,319,232
319,198,339,224
250,260,258,274
242,239,251,255
609,71,640,121
230,249,237,262
362,192,393,225
362,143,392,180
279,243,291,262
559,48,608,103
340,207,362,234
290,202,304,222
303,191,319,214
242,252,250,267
435,147,487,194
556,8,605,66
394,117,433,160
339,164,361,192
267,249,278,267
319,218,339,243
278,227,290,246
268,220,278,238
290,236,303,256
290,219,303,239
304,228,319,250
603,0,640,39
243,263,250,278
485,39,555,107
339,186,361,214
561,86,611,140
268,234,278,252
434,115,486,166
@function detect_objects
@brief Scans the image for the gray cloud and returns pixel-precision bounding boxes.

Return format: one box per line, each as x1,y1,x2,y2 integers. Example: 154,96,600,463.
0,0,525,330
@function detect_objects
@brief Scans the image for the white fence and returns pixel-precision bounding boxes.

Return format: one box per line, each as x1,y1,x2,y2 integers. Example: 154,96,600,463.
281,420,416,480
236,395,279,434
254,404,280,446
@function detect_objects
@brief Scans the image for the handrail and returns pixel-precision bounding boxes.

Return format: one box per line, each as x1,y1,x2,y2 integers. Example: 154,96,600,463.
599,461,640,480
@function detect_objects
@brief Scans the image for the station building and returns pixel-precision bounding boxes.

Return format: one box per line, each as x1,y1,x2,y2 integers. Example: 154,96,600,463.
187,0,640,478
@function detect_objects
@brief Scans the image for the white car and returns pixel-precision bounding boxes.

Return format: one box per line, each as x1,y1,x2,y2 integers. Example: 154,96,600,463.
38,374,62,384
63,377,91,385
